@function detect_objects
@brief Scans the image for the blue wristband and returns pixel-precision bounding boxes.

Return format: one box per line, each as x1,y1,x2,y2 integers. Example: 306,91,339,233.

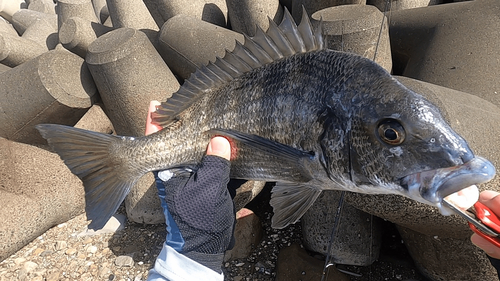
154,171,185,252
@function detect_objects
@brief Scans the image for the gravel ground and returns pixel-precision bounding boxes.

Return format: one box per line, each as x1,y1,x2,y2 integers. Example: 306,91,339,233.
0,187,427,281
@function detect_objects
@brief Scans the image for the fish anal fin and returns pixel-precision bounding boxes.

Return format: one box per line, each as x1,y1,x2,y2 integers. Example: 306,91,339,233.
270,183,322,229
207,128,315,183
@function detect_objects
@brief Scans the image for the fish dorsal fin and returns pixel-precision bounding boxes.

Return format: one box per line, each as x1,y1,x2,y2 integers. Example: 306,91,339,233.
151,7,325,127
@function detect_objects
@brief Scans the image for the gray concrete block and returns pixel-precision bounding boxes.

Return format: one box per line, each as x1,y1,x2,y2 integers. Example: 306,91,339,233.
345,76,500,239
86,27,179,136
291,0,366,23
11,8,57,35
28,0,56,14
397,225,498,281
0,19,19,35
56,0,99,30
368,0,442,12
390,0,500,107
157,14,244,80
0,61,9,72
311,4,392,72
0,0,23,22
147,0,227,27
106,0,159,42
0,137,85,261
301,190,381,266
59,16,113,58
226,0,283,36
0,32,46,66
74,104,114,135
223,208,263,262
21,16,58,50
232,180,266,211
125,174,164,225
91,0,108,23
0,50,97,144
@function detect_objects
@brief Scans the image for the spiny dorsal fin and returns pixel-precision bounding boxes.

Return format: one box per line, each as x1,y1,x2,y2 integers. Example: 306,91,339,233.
151,7,325,127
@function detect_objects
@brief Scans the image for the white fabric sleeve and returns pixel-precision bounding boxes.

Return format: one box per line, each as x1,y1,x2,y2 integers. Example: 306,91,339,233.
147,242,224,281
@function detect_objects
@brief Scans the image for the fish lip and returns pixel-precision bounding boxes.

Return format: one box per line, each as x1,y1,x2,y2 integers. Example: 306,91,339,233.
400,156,496,206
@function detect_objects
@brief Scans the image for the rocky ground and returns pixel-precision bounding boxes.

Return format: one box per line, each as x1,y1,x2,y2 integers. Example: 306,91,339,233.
0,186,428,281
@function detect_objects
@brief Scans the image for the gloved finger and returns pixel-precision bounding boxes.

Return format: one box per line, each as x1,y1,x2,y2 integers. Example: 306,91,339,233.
174,155,232,227
164,137,234,232
172,136,232,210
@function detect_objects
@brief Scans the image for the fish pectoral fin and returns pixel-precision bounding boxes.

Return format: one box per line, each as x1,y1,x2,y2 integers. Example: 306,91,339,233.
207,128,315,183
270,182,322,229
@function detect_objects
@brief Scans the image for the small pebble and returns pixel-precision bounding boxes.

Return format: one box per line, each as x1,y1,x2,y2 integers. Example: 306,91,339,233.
32,248,44,256
115,255,134,267
65,248,77,255
23,261,38,272
40,250,54,257
87,246,98,254
14,258,26,265
99,266,110,278
55,241,67,251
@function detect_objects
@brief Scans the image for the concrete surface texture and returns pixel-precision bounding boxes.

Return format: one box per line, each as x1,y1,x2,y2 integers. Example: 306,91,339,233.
311,4,392,71
302,190,382,266
157,14,244,80
59,16,114,58
0,50,97,145
390,0,500,107
292,0,367,22
56,0,99,30
226,0,283,36
0,137,85,261
144,0,227,27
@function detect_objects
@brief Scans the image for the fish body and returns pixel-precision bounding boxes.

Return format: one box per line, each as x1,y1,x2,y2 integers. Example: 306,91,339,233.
37,9,495,230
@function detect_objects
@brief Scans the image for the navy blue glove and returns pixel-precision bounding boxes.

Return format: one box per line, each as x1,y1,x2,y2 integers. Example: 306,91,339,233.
154,137,235,273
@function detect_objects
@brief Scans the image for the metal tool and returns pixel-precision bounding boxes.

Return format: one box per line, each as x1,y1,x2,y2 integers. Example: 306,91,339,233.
442,198,500,247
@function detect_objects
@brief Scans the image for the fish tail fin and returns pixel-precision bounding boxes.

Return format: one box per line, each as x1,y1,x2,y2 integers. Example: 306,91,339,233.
36,124,142,230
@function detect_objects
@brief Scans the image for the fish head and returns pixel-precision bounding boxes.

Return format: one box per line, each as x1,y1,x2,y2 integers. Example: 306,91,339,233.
346,77,495,214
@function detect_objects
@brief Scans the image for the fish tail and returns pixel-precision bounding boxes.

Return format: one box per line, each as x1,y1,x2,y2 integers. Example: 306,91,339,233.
36,124,143,230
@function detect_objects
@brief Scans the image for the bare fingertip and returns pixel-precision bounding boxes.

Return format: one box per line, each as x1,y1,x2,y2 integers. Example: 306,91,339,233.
207,136,231,160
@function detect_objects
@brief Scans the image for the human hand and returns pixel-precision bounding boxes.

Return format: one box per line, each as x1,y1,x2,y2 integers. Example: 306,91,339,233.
471,190,500,259
154,136,235,273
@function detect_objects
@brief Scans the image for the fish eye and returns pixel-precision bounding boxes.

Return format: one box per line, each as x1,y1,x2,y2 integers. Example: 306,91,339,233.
377,119,405,145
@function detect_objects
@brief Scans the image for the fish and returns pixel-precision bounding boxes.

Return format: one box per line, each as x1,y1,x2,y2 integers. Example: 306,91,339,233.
36,8,495,230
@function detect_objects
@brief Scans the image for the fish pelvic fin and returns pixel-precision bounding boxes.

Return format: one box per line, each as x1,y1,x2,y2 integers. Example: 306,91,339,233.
36,124,142,230
270,183,322,229
151,7,325,128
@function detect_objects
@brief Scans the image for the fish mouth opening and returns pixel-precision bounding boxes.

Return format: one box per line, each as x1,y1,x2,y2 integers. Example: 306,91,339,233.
400,157,496,214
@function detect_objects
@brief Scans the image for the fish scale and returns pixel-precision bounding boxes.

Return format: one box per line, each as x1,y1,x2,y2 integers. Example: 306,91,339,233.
36,8,495,230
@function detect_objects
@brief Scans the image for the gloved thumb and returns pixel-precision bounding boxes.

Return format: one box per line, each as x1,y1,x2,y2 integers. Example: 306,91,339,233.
206,136,231,160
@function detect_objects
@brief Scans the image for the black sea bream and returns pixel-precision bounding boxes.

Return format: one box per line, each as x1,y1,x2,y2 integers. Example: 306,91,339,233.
36,9,495,230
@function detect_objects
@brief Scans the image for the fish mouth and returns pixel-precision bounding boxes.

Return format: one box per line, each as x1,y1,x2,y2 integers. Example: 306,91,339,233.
400,157,496,215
